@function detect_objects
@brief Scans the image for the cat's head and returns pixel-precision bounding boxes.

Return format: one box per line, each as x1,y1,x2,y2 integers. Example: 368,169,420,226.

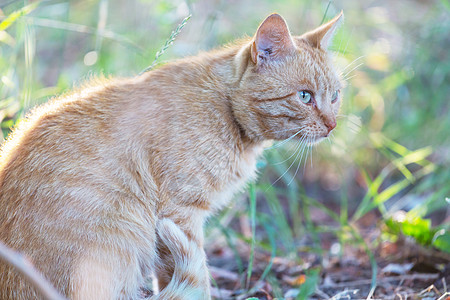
233,12,344,145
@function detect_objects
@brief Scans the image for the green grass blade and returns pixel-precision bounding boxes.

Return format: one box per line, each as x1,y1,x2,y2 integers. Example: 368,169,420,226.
302,196,323,258
296,267,320,300
348,225,377,300
353,139,435,221
258,216,276,282
246,183,257,290
261,183,295,252
320,1,332,25
0,2,39,31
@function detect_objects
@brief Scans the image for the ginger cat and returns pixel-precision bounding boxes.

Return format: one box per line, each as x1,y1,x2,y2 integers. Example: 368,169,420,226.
0,12,343,299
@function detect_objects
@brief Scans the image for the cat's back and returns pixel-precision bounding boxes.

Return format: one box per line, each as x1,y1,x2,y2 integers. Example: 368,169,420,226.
0,79,117,186
0,57,226,210
0,77,154,227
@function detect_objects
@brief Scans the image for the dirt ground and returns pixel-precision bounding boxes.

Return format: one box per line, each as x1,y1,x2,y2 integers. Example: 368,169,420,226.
206,210,450,300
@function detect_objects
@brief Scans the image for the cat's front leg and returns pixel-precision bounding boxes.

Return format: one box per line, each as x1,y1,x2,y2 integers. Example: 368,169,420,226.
153,218,210,300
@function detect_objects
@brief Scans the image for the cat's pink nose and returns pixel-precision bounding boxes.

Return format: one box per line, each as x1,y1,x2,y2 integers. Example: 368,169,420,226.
325,120,336,133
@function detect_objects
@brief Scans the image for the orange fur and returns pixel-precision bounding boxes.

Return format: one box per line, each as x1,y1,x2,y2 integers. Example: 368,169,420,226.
0,13,343,299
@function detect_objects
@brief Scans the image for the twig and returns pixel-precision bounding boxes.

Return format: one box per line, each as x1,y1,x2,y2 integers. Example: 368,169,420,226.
330,289,359,300
0,241,66,300
321,273,440,289
418,284,441,296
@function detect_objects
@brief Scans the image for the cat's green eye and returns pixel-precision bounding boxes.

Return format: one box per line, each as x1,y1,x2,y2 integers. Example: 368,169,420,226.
298,91,312,104
331,90,340,103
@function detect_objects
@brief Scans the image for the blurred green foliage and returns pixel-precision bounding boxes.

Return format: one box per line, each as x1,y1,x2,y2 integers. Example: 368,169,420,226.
385,212,450,253
296,268,320,299
1,0,449,297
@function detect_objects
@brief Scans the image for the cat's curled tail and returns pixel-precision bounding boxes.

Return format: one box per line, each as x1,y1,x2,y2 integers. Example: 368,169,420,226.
153,219,210,300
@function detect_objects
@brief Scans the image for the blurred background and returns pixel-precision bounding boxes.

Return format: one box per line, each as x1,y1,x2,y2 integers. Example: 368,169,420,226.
1,0,449,298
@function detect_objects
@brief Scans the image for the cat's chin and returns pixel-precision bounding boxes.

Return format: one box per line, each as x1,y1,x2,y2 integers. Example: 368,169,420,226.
307,136,326,146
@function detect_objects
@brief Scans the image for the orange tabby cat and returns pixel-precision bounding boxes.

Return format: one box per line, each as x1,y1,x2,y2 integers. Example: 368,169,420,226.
0,12,343,299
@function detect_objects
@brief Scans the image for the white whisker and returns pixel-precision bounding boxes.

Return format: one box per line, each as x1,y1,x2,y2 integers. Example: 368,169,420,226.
342,62,364,79
340,55,365,74
329,131,335,141
270,134,308,187
273,135,306,165
343,74,358,82
287,135,310,186
265,127,306,150
309,135,315,169
347,119,362,128
303,136,311,174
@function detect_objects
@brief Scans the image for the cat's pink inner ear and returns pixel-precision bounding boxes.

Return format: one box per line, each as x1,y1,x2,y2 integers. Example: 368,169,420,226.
251,14,295,64
302,11,344,49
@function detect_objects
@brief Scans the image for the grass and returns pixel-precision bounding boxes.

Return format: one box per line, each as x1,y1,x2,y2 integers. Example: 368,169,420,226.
140,13,191,74
1,0,449,298
246,183,257,291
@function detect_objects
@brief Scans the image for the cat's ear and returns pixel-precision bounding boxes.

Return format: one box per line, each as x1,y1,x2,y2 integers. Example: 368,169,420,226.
251,13,296,65
301,11,344,49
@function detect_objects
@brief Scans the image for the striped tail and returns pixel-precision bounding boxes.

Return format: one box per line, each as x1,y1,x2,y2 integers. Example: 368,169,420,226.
152,219,210,300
